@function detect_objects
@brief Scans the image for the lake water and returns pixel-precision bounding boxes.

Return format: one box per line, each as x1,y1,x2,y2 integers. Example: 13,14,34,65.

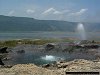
0,31,100,40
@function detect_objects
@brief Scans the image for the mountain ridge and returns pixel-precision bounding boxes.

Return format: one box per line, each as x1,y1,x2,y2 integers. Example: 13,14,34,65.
0,15,100,32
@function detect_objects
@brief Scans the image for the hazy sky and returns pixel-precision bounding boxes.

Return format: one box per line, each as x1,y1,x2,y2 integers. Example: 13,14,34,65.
0,0,100,22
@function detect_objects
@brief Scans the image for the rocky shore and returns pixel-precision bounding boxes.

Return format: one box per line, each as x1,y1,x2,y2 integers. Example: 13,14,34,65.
0,59,99,75
43,59,100,72
0,40,99,75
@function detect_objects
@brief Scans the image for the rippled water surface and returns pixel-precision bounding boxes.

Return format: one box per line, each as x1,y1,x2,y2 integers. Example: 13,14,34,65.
0,31,100,40
3,45,97,66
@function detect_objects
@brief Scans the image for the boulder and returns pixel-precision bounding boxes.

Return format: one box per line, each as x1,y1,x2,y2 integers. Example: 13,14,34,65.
0,59,4,65
3,57,11,61
16,50,25,53
45,44,55,50
0,47,8,53
42,64,51,68
95,53,100,60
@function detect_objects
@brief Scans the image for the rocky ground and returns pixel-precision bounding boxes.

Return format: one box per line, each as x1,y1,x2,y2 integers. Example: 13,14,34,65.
0,40,100,75
0,59,100,75
45,59,100,72
0,64,60,75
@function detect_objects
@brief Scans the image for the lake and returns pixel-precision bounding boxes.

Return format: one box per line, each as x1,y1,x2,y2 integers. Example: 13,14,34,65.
0,31,100,40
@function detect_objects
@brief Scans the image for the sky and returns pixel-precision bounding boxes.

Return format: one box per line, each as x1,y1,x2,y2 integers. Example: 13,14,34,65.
0,0,100,22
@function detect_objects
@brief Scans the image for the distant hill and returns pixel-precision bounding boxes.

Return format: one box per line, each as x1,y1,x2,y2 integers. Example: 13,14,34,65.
0,15,100,32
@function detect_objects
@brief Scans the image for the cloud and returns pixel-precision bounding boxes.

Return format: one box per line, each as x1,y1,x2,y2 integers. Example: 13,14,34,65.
42,8,69,15
69,8,88,16
8,10,14,16
26,9,35,14
42,8,55,15
41,8,71,21
41,8,88,22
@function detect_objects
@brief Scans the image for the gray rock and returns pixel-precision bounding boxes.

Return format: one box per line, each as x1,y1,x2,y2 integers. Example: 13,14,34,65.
0,47,8,53
16,50,25,54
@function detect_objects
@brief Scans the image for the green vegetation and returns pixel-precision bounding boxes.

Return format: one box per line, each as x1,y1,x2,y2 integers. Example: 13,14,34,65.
0,38,76,47
0,40,19,47
62,38,77,42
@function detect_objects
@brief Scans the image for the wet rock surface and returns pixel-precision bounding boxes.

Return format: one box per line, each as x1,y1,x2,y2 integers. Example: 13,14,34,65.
16,50,25,54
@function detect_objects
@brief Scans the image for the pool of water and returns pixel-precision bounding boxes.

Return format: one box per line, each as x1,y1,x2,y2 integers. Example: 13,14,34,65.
3,47,97,66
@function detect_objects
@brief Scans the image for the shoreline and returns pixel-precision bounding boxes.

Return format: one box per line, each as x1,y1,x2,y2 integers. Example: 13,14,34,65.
0,59,100,75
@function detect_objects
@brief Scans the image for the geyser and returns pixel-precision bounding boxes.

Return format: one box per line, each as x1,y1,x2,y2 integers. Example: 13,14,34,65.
41,55,63,61
77,23,86,40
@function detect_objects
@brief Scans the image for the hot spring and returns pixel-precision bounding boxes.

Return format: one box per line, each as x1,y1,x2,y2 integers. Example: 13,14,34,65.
3,48,96,66
41,55,63,61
